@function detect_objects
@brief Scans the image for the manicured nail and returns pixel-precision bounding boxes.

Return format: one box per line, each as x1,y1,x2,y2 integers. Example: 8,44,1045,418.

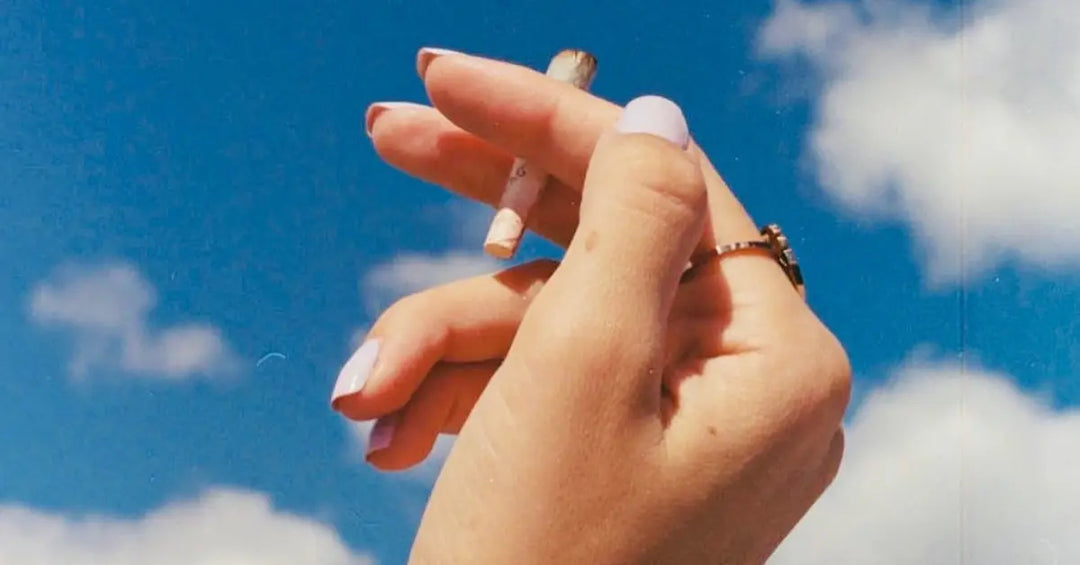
365,102,428,137
614,95,690,149
331,339,380,409
366,412,399,458
416,47,465,79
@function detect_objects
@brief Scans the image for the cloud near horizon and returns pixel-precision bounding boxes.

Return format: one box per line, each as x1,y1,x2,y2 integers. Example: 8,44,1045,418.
772,359,1080,563
0,488,373,565
758,0,1080,285
29,262,239,380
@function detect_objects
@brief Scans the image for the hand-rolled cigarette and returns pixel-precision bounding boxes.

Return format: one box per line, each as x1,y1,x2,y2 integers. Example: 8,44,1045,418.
483,49,598,259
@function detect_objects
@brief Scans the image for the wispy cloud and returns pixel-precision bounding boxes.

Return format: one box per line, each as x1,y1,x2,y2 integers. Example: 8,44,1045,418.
29,262,238,380
772,358,1080,563
360,200,511,315
0,488,373,565
758,0,1080,285
361,250,503,314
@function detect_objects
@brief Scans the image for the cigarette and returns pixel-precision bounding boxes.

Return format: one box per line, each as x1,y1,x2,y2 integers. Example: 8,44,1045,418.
483,49,598,259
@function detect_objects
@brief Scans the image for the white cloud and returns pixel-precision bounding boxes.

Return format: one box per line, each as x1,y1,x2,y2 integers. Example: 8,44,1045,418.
361,200,516,313
354,203,505,339
0,488,373,561
361,251,502,313
772,359,1080,564
29,262,238,379
0,488,373,565
758,0,1080,285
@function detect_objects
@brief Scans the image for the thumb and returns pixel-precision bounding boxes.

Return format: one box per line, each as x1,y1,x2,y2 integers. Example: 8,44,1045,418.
511,95,708,401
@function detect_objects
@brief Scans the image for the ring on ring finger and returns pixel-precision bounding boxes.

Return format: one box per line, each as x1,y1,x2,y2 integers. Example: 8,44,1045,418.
686,224,806,299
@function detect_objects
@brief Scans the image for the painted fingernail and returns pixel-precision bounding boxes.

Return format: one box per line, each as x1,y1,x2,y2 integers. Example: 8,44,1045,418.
416,47,465,79
365,102,429,137
331,339,380,409
614,95,690,150
366,412,399,458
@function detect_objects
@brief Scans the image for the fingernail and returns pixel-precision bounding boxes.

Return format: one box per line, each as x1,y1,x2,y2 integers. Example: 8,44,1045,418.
614,95,690,150
366,412,399,458
331,339,380,409
365,102,428,137
416,47,465,79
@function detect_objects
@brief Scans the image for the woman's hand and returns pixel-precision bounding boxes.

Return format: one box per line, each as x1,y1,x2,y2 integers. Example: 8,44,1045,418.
332,49,852,563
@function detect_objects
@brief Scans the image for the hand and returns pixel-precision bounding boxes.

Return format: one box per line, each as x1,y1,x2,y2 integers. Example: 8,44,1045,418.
333,49,852,564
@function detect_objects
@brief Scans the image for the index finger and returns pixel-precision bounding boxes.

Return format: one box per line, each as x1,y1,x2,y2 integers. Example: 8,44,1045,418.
419,48,793,297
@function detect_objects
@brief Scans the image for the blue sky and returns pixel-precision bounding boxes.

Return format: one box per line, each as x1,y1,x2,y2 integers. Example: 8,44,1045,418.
3,0,1079,562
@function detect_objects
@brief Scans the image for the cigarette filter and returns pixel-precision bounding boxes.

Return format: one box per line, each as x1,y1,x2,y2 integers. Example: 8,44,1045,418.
483,49,598,259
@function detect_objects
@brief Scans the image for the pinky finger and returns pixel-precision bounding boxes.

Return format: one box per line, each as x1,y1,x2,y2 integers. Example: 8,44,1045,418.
364,360,498,472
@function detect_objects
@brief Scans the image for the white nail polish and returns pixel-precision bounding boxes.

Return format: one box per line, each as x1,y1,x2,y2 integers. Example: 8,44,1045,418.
416,47,465,79
366,413,399,458
331,339,380,408
364,102,429,137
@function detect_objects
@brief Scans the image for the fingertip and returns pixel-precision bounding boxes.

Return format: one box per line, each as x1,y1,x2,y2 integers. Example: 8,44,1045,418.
614,95,690,150
331,327,444,422
364,410,440,472
416,47,468,80
365,361,492,472
329,316,434,421
330,338,381,413
365,101,431,138
367,411,399,452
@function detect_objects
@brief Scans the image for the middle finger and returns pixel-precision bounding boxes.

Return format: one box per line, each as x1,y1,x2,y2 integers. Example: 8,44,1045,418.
420,51,809,297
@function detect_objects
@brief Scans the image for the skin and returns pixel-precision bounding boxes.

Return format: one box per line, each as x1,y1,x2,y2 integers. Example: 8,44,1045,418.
335,51,852,564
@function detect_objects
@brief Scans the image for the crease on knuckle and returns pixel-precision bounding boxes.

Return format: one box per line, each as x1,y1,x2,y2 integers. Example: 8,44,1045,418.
617,142,705,222
386,291,451,343
755,320,852,440
795,325,853,426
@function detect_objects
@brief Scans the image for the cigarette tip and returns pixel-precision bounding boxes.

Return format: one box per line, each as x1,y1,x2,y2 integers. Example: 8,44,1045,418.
552,49,597,70
546,49,598,88
555,48,596,62
484,209,526,259
483,241,517,259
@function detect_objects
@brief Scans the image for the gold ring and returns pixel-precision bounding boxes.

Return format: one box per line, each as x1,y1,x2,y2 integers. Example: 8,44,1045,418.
687,224,806,299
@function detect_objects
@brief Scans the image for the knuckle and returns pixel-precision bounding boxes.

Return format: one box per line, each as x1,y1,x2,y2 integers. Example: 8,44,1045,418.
798,325,853,425
757,316,852,436
608,137,706,216
384,290,427,320
377,290,447,338
822,337,853,418
819,429,846,489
